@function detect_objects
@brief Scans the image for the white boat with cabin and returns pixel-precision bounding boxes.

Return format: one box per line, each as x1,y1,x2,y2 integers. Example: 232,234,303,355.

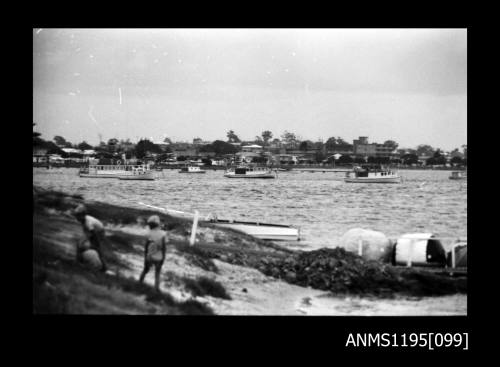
344,165,401,183
179,165,206,174
224,166,276,179
79,164,156,180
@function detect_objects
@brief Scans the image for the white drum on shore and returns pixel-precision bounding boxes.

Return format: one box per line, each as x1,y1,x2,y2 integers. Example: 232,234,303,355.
338,228,393,262
393,233,447,267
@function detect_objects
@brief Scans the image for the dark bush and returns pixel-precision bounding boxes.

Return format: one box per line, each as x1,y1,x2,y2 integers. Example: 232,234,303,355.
183,276,231,300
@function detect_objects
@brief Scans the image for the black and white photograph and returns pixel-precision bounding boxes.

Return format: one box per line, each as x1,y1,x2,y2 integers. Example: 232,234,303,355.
33,28,467,317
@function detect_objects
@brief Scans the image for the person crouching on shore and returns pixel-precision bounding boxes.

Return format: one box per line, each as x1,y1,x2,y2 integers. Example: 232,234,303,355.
73,204,108,272
139,215,167,292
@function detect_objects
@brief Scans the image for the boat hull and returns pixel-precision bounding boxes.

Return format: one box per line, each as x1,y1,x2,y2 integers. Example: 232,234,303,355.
80,172,155,180
79,173,124,178
212,222,299,241
118,174,155,181
224,173,276,179
344,177,401,183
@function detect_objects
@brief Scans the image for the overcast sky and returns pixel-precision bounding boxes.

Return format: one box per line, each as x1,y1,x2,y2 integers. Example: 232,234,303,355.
33,28,467,150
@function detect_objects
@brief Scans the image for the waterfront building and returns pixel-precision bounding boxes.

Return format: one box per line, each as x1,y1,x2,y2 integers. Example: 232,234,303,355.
241,144,263,153
352,136,396,158
235,151,261,163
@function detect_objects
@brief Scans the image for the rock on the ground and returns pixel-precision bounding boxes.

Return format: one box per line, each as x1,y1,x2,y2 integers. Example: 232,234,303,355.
338,228,393,262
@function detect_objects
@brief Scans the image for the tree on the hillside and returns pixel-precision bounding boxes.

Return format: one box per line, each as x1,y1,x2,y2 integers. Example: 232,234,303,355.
33,123,44,146
427,149,447,165
261,131,273,145
402,154,419,165
325,137,352,151
53,135,72,148
384,140,399,150
325,137,337,151
226,130,241,143
107,138,119,146
44,141,64,155
210,140,238,155
383,140,399,150
433,149,443,158
254,136,264,144
314,151,326,163
281,131,298,146
134,139,161,159
416,144,435,157
77,141,93,150
299,140,314,151
336,137,349,146
33,123,41,138
163,137,173,144
338,155,353,164
450,156,464,166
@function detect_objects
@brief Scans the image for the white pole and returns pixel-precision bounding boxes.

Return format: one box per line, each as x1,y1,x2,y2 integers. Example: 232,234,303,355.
190,210,199,246
451,244,456,269
358,239,363,257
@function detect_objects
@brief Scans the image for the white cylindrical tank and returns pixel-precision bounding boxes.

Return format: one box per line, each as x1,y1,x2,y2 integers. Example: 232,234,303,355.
338,228,393,262
393,233,446,267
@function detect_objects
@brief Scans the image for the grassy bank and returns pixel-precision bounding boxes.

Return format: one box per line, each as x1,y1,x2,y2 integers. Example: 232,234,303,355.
33,186,466,314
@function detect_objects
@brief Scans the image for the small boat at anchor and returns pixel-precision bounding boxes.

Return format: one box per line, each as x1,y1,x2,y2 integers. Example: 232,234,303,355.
344,165,401,183
449,171,467,180
179,165,206,174
209,219,300,241
224,165,276,179
137,202,300,241
79,164,156,180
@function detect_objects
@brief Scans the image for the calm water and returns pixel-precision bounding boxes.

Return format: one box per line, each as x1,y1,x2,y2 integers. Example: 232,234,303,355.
33,168,467,251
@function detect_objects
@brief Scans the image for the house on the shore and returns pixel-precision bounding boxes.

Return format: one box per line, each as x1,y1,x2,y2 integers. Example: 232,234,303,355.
273,154,298,165
235,151,262,164
33,147,48,163
241,144,263,153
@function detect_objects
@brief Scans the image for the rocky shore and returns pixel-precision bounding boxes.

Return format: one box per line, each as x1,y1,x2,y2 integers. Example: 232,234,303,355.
33,186,467,315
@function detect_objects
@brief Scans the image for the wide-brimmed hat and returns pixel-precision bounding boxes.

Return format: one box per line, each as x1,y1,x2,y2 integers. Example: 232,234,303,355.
74,204,87,215
147,215,160,225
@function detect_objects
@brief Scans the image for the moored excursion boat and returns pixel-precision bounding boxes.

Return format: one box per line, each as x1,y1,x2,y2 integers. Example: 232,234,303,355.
179,165,206,174
449,171,467,180
224,166,276,179
344,165,401,183
79,164,156,180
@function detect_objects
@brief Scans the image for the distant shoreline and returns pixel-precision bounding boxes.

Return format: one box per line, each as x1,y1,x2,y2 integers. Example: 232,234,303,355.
33,163,466,171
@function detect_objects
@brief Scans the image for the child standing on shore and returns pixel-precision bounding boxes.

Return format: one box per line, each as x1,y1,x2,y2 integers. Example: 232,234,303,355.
73,204,108,272
139,215,167,292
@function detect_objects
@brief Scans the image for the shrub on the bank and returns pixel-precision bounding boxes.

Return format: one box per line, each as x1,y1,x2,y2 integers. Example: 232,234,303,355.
183,276,231,300
180,245,219,272
257,247,467,297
